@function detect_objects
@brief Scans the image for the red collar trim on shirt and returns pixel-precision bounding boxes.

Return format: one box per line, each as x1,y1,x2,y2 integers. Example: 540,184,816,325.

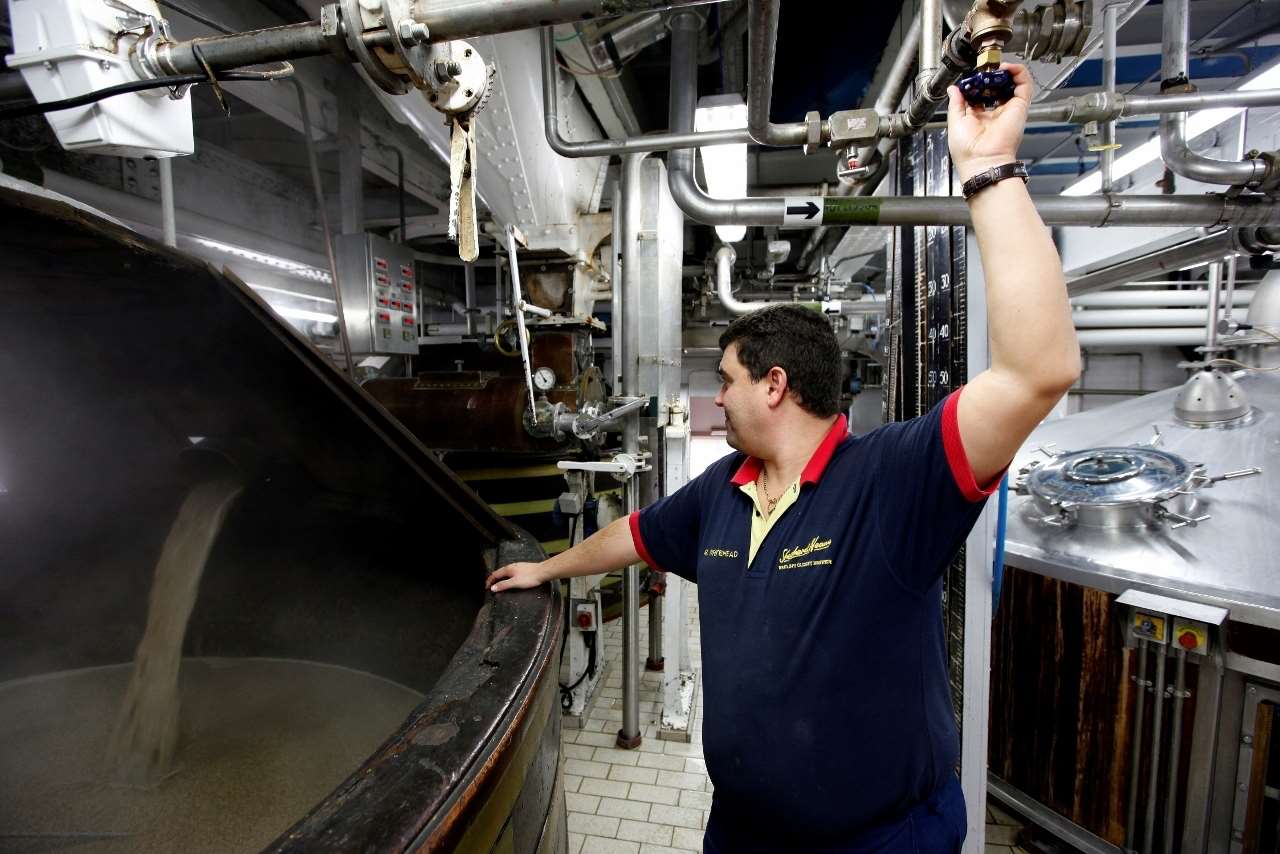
729,414,849,486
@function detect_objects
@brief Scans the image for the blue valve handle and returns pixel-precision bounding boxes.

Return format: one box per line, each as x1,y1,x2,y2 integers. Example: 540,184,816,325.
957,68,1015,108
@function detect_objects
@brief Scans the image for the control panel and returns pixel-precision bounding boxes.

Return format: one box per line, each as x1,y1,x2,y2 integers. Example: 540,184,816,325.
335,233,419,355
1131,610,1169,644
1117,589,1226,656
572,598,600,632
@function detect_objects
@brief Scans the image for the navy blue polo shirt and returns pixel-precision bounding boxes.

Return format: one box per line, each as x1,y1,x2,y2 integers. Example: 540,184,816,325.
629,389,997,845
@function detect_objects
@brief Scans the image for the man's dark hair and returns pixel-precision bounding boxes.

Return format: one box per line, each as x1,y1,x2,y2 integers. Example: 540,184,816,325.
718,304,842,417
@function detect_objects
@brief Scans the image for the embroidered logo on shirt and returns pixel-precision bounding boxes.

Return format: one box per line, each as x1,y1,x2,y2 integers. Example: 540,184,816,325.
703,547,740,559
778,536,834,570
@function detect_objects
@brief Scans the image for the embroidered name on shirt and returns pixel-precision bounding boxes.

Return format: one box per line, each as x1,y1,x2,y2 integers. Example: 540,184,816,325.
703,547,740,559
778,536,833,569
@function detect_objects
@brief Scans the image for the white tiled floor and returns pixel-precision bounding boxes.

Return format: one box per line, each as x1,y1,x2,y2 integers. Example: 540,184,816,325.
562,594,706,854
560,595,1028,854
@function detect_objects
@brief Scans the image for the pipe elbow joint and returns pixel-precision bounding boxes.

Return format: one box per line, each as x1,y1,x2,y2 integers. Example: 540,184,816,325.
667,159,716,224
544,117,574,159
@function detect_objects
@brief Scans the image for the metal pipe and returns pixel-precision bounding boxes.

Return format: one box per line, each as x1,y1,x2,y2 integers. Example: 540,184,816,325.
1180,651,1226,854
919,0,944,92
677,183,1280,230
1206,261,1223,350
413,0,725,43
746,0,817,147
668,22,1280,230
990,774,1125,854
495,255,507,321
463,261,478,335
541,27,751,159
1101,2,1120,192
1072,289,1254,308
383,143,406,244
1142,647,1169,854
1160,0,1271,188
150,0,725,82
157,158,177,248
886,29,976,139
797,16,921,270
611,198,623,392
715,245,758,313
1077,327,1209,347
1034,0,1151,100
1067,230,1239,298
158,22,335,76
618,150,649,750
647,581,663,670
942,0,970,29
1126,640,1151,852
291,78,354,376
920,88,1280,135
1162,649,1188,854
1073,308,1219,327
876,18,925,116
1223,111,1249,327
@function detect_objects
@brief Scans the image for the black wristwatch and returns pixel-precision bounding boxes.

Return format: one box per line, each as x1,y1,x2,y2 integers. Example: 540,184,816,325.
961,161,1029,200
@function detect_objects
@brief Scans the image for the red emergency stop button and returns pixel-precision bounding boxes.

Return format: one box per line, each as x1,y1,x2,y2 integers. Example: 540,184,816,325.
576,612,593,629
1178,631,1199,650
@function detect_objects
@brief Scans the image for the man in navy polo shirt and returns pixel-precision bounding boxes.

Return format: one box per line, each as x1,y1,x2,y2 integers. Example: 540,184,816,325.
486,65,1080,852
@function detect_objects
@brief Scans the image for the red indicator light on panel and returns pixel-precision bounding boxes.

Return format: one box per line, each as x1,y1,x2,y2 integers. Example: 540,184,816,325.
377,311,391,323
401,265,413,278
390,300,402,310
375,274,389,286
374,257,388,270
402,316,415,327
402,282,413,292
377,297,389,307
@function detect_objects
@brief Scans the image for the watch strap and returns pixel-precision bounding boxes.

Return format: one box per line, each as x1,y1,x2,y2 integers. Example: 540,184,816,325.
962,161,1029,200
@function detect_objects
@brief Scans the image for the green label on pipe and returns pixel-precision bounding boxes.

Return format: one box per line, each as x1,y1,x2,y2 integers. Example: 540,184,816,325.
823,197,882,225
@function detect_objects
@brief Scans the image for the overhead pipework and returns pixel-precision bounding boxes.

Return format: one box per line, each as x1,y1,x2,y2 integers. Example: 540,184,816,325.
1158,0,1280,191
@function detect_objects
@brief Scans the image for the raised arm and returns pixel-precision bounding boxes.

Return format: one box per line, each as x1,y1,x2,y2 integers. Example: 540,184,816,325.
945,65,1082,486
484,515,640,592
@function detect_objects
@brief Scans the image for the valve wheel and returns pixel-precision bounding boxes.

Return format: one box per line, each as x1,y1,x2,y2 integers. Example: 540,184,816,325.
958,68,1015,108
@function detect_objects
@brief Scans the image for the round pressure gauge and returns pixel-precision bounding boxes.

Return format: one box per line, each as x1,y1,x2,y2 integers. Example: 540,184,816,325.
533,367,557,391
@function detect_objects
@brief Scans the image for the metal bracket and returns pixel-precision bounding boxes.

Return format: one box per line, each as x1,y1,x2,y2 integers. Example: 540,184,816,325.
557,452,650,481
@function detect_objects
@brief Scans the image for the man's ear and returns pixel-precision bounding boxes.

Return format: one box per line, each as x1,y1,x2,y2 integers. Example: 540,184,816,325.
765,366,788,408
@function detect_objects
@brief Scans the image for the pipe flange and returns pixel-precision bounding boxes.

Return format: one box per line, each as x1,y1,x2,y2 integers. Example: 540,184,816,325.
381,0,432,88
1247,149,1280,194
318,4,349,58
1026,4,1055,60
1066,0,1092,56
423,41,489,115
340,0,409,94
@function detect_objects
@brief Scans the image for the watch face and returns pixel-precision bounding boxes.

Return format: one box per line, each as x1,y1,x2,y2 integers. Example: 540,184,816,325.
533,367,556,391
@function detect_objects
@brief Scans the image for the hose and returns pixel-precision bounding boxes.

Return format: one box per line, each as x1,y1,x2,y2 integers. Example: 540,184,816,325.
0,68,291,120
992,474,1009,615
